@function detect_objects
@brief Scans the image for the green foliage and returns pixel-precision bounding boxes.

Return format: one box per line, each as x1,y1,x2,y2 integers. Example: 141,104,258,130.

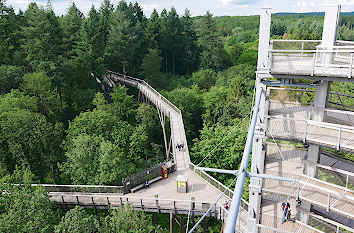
60,3,83,60
0,65,25,94
105,7,144,74
55,206,98,233
99,205,163,233
0,109,64,182
21,72,64,122
192,123,247,184
165,85,203,140
198,11,225,71
76,6,105,76
22,3,63,77
0,167,59,233
62,86,162,185
0,1,24,65
141,49,163,87
190,69,216,90
0,89,37,113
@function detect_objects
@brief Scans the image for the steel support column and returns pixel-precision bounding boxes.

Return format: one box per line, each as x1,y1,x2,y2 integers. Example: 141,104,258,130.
247,7,271,233
301,5,341,224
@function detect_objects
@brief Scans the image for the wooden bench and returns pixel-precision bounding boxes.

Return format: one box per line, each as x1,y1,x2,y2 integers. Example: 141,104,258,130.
130,176,163,193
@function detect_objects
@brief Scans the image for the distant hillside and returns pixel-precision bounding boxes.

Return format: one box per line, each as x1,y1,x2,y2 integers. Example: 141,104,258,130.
275,12,354,16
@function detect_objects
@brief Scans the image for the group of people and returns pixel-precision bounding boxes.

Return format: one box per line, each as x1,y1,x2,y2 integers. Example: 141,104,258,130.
176,141,185,152
143,180,150,189
281,201,291,223
223,200,230,210
222,200,291,223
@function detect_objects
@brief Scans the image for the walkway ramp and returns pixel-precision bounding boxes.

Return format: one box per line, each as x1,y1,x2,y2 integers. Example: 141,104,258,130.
262,143,354,230
107,72,190,171
103,71,249,231
267,100,354,153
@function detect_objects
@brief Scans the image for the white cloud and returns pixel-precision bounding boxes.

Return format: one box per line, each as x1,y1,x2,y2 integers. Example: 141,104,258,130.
219,0,234,5
5,0,354,16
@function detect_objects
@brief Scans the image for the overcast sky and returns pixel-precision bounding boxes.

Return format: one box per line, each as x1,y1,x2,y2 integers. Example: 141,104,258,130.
6,0,354,17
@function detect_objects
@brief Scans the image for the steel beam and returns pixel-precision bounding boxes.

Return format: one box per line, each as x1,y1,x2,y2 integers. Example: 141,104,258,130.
223,87,262,233
195,167,239,176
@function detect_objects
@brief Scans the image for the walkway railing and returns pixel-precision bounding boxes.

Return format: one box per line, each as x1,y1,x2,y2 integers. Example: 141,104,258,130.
50,192,225,216
189,162,249,210
263,170,354,219
30,184,123,193
267,116,354,152
258,214,324,233
107,71,182,115
316,164,354,190
268,39,354,78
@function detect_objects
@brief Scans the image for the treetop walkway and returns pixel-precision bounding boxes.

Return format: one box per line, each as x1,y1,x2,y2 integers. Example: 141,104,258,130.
40,71,347,232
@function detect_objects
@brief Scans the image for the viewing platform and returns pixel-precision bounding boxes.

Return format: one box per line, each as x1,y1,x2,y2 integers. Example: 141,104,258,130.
262,40,354,81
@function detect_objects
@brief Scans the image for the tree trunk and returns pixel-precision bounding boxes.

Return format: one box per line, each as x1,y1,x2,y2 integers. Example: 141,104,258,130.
165,50,168,74
173,55,175,75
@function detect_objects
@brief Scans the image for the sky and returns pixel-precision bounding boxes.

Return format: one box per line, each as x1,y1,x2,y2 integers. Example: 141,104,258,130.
5,0,354,17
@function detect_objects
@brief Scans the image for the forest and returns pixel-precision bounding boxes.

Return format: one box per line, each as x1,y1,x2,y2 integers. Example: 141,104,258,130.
0,0,353,231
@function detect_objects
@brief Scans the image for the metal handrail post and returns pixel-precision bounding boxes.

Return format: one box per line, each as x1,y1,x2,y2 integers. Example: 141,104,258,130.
303,121,308,143
349,52,353,78
311,53,316,76
337,128,342,150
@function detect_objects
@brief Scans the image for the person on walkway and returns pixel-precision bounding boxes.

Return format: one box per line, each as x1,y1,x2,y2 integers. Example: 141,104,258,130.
223,200,230,210
144,180,149,189
281,201,290,223
181,142,184,151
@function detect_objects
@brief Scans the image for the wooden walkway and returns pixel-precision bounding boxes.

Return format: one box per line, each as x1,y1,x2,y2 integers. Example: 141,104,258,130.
104,72,249,231
48,168,247,232
108,72,190,172
44,72,354,232
262,143,354,231
267,101,354,153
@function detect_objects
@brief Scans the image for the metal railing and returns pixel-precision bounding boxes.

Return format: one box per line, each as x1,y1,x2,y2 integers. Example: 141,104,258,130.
50,192,225,216
268,39,354,78
267,116,354,152
309,213,354,233
107,71,182,116
30,184,123,193
189,162,249,211
262,170,354,219
316,164,354,190
257,214,325,233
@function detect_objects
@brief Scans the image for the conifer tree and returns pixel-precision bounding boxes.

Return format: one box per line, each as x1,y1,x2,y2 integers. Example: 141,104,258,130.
105,9,141,74
166,7,182,74
0,1,23,65
181,9,199,74
159,9,169,73
22,2,63,77
76,5,105,77
145,9,160,50
61,3,83,60
99,0,114,48
197,11,223,71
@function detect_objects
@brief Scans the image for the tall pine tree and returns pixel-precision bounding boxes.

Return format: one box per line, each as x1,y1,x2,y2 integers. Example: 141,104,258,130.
181,9,199,74
61,3,83,60
22,3,63,78
99,0,114,48
76,5,105,77
105,8,141,74
145,9,161,50
197,11,223,71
